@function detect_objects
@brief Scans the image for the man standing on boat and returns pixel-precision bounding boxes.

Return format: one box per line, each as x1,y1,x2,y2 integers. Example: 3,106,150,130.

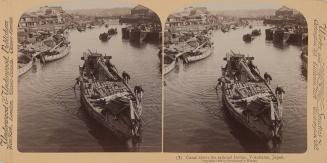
122,71,131,83
275,85,285,103
105,56,117,73
134,85,144,102
264,72,272,84
248,60,257,74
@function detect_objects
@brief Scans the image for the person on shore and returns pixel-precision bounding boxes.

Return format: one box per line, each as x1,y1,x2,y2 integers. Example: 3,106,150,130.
264,72,272,84
134,85,144,102
122,71,131,83
275,85,285,103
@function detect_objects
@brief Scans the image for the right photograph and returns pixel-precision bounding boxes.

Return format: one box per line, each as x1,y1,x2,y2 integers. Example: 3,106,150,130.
163,2,307,153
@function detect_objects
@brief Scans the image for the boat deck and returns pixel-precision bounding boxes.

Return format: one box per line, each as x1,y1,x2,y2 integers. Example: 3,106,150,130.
82,78,133,113
224,81,274,114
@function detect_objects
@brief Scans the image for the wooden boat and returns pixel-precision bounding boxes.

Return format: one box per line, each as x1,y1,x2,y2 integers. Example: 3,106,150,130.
99,32,112,41
43,41,71,63
18,53,33,77
163,54,176,75
265,28,274,40
185,40,213,62
108,28,118,35
77,26,86,32
140,30,149,42
79,50,142,139
218,51,283,141
221,26,229,33
301,46,308,71
121,27,130,39
273,29,290,45
251,29,261,36
129,27,141,42
243,34,254,42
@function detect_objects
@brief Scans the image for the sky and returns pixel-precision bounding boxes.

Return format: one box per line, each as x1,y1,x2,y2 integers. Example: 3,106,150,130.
28,0,282,11
176,1,282,12
30,0,136,10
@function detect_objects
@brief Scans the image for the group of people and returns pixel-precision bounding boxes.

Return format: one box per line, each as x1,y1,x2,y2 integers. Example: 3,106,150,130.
106,58,144,101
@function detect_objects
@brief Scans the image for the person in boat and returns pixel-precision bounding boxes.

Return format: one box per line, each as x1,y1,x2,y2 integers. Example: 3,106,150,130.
275,85,285,103
105,57,116,71
264,72,272,84
73,77,80,90
248,60,257,74
134,85,144,102
122,71,131,83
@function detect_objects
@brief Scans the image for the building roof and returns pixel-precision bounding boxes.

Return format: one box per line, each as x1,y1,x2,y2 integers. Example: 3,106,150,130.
277,6,292,12
133,5,148,11
21,13,38,18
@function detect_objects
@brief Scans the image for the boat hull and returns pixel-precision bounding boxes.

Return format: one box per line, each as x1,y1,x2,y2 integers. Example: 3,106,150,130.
44,46,71,62
79,52,143,140
163,60,176,75
18,59,33,77
221,91,272,141
187,47,213,62
80,90,132,140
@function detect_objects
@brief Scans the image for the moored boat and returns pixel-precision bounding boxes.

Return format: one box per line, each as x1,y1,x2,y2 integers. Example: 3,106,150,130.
77,25,86,32
185,40,214,63
42,41,71,63
273,29,290,45
99,32,112,41
122,27,130,39
108,28,118,35
301,46,308,72
163,50,177,75
18,53,33,77
251,29,261,36
78,51,143,139
265,28,274,40
243,33,254,42
217,51,283,142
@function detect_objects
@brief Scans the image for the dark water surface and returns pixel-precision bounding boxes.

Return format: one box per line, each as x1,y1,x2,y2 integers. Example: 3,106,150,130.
18,24,162,152
164,23,307,153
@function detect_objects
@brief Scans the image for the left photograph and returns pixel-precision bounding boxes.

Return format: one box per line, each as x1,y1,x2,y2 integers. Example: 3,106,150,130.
17,1,162,152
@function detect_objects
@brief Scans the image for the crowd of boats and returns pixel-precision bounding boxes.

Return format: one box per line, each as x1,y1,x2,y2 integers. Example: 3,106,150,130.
243,29,261,42
18,29,71,77
265,25,307,45
122,23,162,42
163,30,214,75
99,28,118,41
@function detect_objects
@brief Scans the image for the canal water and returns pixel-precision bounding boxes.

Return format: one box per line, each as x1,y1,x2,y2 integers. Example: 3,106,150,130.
18,24,162,152
164,23,307,153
